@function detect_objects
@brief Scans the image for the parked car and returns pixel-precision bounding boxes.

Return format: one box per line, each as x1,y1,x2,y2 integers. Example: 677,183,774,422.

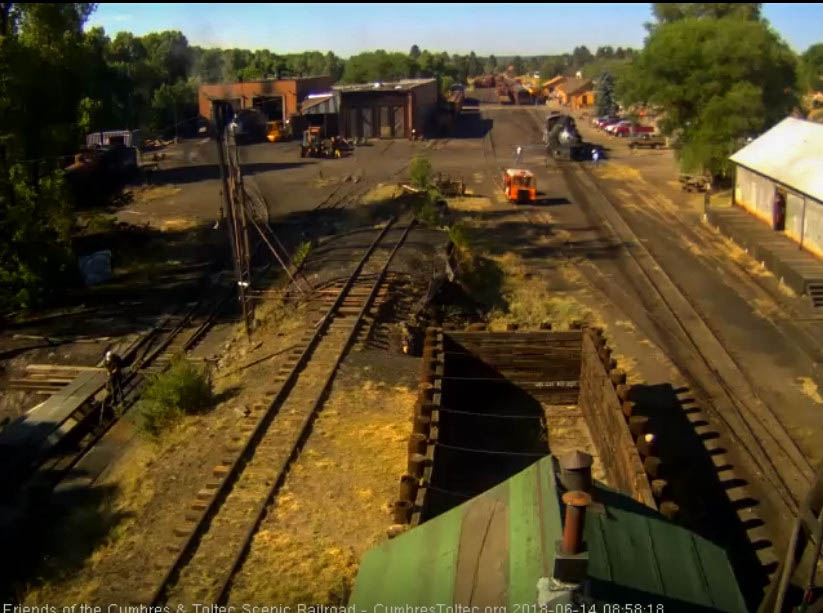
628,134,666,149
604,120,631,133
601,118,626,132
612,123,655,137
596,116,622,129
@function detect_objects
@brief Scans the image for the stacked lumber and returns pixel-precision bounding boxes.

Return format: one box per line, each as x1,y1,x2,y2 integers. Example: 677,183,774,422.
7,364,104,396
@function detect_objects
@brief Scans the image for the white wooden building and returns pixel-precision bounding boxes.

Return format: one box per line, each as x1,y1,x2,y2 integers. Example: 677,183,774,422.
730,117,823,258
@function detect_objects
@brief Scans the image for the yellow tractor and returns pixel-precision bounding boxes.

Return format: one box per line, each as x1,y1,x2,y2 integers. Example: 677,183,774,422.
299,127,351,159
266,120,286,142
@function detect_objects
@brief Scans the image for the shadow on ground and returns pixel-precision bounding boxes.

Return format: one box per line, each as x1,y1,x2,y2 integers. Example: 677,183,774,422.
144,162,309,186
0,454,128,603
451,108,493,139
629,383,771,611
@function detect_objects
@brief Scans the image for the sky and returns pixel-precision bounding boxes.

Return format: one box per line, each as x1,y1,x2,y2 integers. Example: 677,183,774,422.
85,3,822,56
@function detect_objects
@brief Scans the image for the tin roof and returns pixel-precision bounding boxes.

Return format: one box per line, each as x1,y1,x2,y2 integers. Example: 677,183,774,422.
301,93,339,115
349,455,746,611
332,78,436,94
729,117,823,202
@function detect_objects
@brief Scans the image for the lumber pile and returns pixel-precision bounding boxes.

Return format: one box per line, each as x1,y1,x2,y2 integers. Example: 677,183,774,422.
7,364,104,396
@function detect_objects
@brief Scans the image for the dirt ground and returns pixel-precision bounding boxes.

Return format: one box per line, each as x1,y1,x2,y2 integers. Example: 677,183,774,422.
6,99,823,606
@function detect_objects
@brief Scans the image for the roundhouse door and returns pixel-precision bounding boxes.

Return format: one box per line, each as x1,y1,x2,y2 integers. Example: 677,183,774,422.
393,106,405,138
361,107,372,139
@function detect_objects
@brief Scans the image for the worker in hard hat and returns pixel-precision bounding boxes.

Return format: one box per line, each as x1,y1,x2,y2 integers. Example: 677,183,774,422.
104,350,125,406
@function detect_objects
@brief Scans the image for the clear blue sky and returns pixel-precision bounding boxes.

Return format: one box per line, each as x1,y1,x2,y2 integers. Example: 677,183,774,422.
86,3,822,56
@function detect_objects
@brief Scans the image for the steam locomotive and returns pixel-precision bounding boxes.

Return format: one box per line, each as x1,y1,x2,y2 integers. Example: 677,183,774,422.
543,111,587,161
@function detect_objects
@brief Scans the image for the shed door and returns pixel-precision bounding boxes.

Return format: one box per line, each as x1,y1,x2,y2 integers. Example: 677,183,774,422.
785,192,804,242
361,107,372,138
348,109,358,138
393,106,405,138
379,106,391,138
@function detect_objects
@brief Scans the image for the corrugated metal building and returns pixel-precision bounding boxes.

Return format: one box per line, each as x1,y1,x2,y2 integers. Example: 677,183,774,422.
730,117,823,257
331,78,438,139
197,76,334,126
350,455,747,611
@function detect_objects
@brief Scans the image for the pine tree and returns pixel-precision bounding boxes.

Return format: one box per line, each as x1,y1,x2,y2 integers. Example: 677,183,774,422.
595,72,617,116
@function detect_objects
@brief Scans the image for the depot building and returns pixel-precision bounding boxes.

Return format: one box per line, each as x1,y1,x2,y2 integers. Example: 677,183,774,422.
730,117,823,257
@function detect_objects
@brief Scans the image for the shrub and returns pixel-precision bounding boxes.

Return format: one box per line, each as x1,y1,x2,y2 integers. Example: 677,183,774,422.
138,356,212,436
292,240,312,269
409,155,433,189
448,221,473,251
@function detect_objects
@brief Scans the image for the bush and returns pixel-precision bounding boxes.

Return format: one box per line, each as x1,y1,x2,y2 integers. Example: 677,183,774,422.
292,240,312,269
448,221,473,251
409,155,433,189
138,356,212,436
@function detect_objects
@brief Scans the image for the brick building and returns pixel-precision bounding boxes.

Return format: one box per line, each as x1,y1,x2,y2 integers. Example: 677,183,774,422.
197,76,334,126
331,78,438,139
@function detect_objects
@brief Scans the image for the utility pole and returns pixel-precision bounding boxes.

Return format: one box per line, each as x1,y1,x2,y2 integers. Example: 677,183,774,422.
212,101,252,339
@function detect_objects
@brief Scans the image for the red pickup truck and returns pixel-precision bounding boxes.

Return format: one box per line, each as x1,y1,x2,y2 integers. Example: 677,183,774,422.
612,123,655,137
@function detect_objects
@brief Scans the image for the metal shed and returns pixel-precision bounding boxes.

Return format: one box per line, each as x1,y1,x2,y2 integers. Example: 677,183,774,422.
350,454,747,611
730,117,823,257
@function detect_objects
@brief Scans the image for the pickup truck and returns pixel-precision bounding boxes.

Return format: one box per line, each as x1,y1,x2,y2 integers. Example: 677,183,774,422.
612,123,655,137
628,134,666,149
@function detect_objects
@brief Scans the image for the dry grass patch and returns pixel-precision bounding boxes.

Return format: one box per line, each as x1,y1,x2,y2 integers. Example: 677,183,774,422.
361,182,400,205
487,252,594,329
797,377,823,405
229,375,416,605
595,163,643,183
447,195,493,211
129,185,182,202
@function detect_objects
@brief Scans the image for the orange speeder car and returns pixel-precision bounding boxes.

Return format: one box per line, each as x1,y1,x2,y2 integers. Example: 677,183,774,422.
503,168,536,204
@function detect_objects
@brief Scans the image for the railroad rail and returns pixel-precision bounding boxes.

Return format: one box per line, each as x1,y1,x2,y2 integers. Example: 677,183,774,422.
143,217,414,605
564,160,813,510
24,281,235,494
515,108,811,504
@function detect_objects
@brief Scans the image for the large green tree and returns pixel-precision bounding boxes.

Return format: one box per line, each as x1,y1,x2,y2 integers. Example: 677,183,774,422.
650,2,761,24
799,44,823,93
618,16,797,178
0,3,94,311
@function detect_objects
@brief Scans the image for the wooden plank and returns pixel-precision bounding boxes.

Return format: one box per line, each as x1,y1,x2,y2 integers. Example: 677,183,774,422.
0,370,107,449
447,331,582,340
25,364,105,372
577,332,655,508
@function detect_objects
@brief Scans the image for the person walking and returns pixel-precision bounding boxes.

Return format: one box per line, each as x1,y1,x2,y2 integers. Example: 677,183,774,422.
592,147,600,167
515,145,523,166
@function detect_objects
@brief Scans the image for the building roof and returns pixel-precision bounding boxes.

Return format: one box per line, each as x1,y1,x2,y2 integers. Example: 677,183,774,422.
542,75,567,87
301,93,339,115
349,455,747,611
332,78,436,94
557,78,594,96
730,117,823,202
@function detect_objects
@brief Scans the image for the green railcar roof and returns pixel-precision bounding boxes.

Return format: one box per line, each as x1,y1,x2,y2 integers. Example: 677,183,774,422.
349,456,747,612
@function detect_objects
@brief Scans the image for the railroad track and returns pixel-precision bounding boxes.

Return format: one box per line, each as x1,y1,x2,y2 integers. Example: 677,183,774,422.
562,160,813,508
28,282,234,493
143,217,414,606
498,107,812,571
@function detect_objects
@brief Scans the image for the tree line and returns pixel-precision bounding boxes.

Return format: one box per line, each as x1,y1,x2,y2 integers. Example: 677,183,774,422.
613,2,822,178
